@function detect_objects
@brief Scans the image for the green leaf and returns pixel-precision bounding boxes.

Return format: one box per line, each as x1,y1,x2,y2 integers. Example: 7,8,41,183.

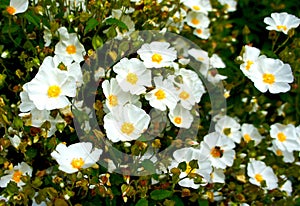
24,11,40,27
150,189,172,200
105,18,128,30
84,18,99,35
198,199,209,206
25,147,37,159
135,198,148,206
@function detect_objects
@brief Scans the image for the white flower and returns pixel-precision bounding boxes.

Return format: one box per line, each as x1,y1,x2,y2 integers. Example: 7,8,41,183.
168,104,193,128
264,12,300,34
199,132,235,169
0,162,32,188
9,135,21,149
145,76,178,111
193,27,211,39
51,142,102,174
102,78,135,112
270,123,299,152
53,55,83,86
215,115,242,143
181,0,212,14
113,58,152,95
280,180,292,196
218,0,237,12
209,54,226,69
209,167,225,183
19,83,35,113
137,41,177,68
240,45,265,78
169,147,212,189
188,48,210,75
6,0,28,15
241,123,264,146
25,57,77,110
55,27,86,63
247,160,278,190
172,68,205,110
185,11,210,28
103,104,150,143
268,144,295,163
251,58,294,94
43,27,52,47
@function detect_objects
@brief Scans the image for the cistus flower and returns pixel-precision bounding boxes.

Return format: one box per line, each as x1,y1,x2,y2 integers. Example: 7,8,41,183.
55,27,86,63
168,104,193,128
103,104,150,143
169,147,212,189
6,0,28,15
270,123,299,152
172,68,205,110
251,58,294,94
247,160,278,190
264,12,300,35
25,56,77,110
137,41,177,68
199,132,235,169
181,0,212,15
215,115,242,143
240,45,265,78
0,162,32,188
102,78,138,112
113,58,152,95
145,76,178,111
51,142,102,174
217,0,237,12
241,123,264,146
185,11,210,28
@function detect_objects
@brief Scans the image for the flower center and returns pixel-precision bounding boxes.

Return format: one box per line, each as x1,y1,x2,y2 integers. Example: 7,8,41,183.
121,122,135,135
126,73,138,85
71,158,85,169
191,18,200,25
197,57,204,61
174,117,182,125
196,29,203,34
66,45,77,54
263,73,275,84
210,146,224,158
108,95,118,107
6,6,16,15
47,85,61,98
155,89,166,100
192,5,201,11
12,170,23,183
58,62,67,71
179,91,190,100
152,53,163,63
185,162,196,174
255,174,264,183
277,25,287,31
243,134,252,142
245,60,253,70
223,128,231,136
276,149,283,156
277,132,286,142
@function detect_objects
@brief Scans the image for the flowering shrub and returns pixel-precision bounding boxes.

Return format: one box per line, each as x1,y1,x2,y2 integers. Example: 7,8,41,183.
0,0,300,205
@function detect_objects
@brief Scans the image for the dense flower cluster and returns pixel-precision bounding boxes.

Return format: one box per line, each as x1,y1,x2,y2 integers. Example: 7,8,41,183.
0,0,300,205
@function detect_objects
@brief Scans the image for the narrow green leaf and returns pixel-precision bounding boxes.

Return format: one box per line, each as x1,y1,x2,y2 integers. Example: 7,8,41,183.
24,11,40,27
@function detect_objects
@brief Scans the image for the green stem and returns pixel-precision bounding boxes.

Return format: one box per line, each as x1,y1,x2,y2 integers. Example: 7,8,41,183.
274,36,290,54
